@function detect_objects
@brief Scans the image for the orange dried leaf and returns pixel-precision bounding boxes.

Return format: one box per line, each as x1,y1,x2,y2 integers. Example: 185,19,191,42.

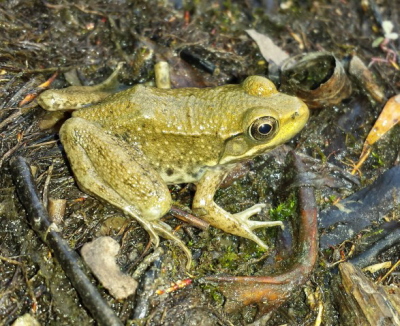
18,72,58,107
364,94,400,147
352,94,400,174
38,72,58,89
73,197,87,203
17,132,24,142
19,93,37,107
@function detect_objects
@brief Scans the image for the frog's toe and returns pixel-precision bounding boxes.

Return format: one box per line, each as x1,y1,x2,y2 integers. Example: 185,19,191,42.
234,203,266,221
124,211,192,268
236,228,270,250
245,220,284,231
152,222,192,269
233,203,284,230
124,206,161,247
145,226,160,248
251,236,269,250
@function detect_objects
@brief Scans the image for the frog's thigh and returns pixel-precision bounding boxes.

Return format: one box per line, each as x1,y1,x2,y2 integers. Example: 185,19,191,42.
60,117,172,222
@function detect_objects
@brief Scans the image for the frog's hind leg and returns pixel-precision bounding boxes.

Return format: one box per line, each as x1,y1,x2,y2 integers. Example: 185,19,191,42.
59,117,172,248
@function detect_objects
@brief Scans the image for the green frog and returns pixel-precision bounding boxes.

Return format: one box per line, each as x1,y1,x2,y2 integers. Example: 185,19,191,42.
38,69,309,268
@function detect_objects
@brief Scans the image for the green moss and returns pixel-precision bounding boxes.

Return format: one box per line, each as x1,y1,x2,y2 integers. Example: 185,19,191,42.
371,151,385,169
201,284,225,306
269,194,297,221
218,249,239,269
328,195,338,203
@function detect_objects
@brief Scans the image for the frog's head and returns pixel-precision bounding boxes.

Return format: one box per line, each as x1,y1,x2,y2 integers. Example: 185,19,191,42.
219,76,309,165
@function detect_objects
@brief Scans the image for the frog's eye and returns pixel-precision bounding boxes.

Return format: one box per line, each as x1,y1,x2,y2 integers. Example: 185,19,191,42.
249,116,279,141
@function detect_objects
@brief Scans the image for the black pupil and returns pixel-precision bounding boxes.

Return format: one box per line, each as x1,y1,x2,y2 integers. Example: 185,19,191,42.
258,123,272,135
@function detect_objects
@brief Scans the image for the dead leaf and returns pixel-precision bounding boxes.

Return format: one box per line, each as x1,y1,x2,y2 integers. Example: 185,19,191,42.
352,94,400,174
246,29,289,66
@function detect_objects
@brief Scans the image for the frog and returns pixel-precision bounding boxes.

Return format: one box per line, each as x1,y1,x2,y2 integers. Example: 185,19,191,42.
38,67,309,268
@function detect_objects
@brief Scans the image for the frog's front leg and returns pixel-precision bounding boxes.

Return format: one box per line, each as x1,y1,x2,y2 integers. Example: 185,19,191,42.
192,167,283,250
60,117,192,268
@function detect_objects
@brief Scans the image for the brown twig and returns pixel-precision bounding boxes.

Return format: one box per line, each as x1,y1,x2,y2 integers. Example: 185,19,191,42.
10,156,123,326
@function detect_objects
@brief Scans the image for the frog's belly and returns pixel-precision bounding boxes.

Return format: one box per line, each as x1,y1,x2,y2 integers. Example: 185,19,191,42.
158,165,207,185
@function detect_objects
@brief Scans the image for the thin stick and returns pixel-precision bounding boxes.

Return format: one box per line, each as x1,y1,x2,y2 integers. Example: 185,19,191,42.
10,156,123,326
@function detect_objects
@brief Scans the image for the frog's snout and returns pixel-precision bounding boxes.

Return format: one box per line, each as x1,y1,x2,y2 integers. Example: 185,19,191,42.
37,90,54,111
295,99,310,123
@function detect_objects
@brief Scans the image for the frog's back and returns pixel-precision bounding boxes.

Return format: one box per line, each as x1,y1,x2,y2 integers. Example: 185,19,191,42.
72,84,249,183
75,85,231,127
73,82,283,137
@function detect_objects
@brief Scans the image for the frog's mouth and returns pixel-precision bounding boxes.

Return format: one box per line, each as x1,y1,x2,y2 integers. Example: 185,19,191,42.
218,133,274,165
